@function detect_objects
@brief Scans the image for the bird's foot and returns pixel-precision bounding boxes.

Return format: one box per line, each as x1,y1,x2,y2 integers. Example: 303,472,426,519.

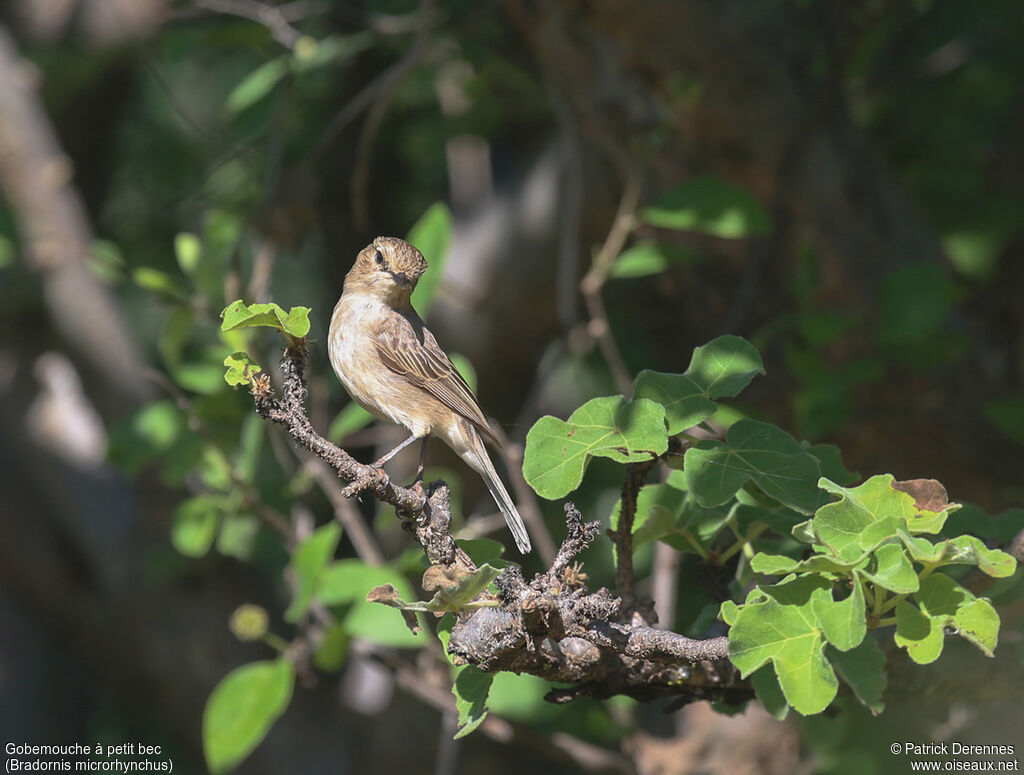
342,467,390,499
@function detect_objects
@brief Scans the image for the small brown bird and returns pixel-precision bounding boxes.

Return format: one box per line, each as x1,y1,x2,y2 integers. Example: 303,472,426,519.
328,236,532,554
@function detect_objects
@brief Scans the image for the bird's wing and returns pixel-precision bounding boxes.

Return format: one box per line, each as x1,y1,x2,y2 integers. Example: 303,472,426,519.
374,314,499,446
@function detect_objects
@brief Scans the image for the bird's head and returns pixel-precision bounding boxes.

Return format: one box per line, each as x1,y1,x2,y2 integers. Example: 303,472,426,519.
345,237,429,305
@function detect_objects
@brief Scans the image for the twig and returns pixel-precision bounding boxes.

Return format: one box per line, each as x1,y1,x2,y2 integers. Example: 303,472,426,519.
610,457,658,620
309,0,433,167
579,173,641,396
349,0,434,232
194,0,304,50
304,455,385,564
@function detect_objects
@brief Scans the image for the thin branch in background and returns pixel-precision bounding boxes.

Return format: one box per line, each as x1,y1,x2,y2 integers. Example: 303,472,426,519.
193,0,305,50
349,0,434,232
549,79,585,331
304,455,385,564
142,368,292,538
580,172,641,396
309,0,433,167
651,542,680,631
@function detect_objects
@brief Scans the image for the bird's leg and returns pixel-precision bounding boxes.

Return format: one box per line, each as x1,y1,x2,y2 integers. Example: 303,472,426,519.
341,432,420,499
414,437,428,483
371,432,422,469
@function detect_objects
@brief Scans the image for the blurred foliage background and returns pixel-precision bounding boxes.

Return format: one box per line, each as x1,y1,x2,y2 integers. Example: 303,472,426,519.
0,0,1021,773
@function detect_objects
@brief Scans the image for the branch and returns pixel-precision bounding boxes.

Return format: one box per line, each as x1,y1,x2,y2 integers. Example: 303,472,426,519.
194,0,305,50
249,341,742,707
579,172,640,396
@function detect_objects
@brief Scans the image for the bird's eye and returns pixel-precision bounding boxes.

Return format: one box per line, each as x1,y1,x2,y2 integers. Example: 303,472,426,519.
373,249,385,266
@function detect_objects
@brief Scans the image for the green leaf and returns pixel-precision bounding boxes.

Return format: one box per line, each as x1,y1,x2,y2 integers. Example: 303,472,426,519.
804,443,858,486
312,623,350,673
223,352,262,387
684,420,821,514
327,402,374,442
609,242,669,278
633,336,764,434
727,576,838,715
453,667,493,739
811,476,914,563
203,659,294,774
895,574,1002,662
828,637,886,714
318,560,423,647
226,58,289,113
640,177,771,238
810,576,866,651
861,543,919,594
942,535,1017,578
894,599,945,664
369,564,502,614
408,202,453,317
750,666,789,720
284,523,341,623
174,232,202,275
523,396,668,500
133,266,187,301
455,538,506,566
216,513,260,560
171,495,224,557
220,300,311,338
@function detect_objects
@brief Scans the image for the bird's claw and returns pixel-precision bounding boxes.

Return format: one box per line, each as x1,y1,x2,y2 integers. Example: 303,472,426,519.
342,467,390,499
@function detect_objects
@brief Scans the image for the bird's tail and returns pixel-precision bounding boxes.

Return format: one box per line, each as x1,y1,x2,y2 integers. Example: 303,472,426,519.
480,459,532,554
462,432,531,554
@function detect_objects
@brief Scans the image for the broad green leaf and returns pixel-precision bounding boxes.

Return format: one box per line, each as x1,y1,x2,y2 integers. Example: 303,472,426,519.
171,495,224,557
633,336,764,434
453,667,493,739
203,659,294,774
159,306,193,369
319,560,422,647
812,476,912,563
216,513,260,560
609,242,668,279
223,352,262,386
750,667,789,720
861,543,919,594
523,396,668,500
804,443,858,486
828,638,886,714
448,353,478,393
684,420,821,514
895,574,1001,662
174,232,202,275
455,538,506,566
486,672,557,723
894,600,944,664
641,177,771,238
952,598,1000,657
284,523,341,622
943,535,1017,578
810,577,866,651
727,576,838,715
226,58,289,114
312,623,350,673
220,300,311,338
719,599,741,626
327,402,374,442
898,529,946,564
408,202,453,317
133,266,187,301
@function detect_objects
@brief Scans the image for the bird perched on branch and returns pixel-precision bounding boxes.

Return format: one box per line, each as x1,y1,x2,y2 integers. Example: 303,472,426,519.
328,236,532,554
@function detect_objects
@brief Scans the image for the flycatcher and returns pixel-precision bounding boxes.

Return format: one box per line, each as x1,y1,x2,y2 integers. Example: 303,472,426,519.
328,236,532,554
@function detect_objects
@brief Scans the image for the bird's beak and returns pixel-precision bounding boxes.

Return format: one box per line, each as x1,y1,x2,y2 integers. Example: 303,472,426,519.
390,271,412,288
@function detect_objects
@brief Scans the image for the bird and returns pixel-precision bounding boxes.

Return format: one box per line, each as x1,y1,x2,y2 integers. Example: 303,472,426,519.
328,236,532,554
